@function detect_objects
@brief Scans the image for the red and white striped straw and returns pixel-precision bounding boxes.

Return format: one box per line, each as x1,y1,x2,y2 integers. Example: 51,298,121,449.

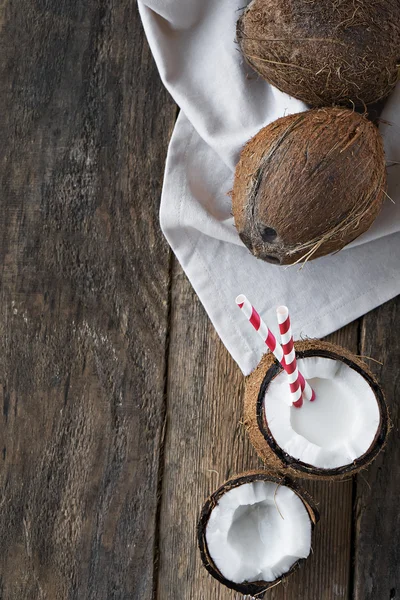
277,306,316,404
236,295,294,407
276,306,303,408
236,295,316,408
236,294,285,366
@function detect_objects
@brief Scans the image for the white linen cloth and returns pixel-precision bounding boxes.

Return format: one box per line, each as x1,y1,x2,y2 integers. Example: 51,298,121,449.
138,0,400,375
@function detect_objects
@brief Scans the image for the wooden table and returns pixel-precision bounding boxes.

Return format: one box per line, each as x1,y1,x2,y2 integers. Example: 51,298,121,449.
0,3,399,599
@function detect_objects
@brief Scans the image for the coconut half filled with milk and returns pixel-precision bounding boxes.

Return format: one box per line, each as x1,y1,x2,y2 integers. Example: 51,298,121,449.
198,472,318,596
245,339,389,479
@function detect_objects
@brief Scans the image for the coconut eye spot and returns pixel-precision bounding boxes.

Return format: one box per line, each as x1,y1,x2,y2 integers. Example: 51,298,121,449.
239,231,253,252
260,226,278,243
263,254,281,265
205,481,312,584
264,357,380,470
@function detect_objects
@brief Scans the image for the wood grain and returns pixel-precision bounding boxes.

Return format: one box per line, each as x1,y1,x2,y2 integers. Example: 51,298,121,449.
0,2,176,598
157,262,258,600
157,259,358,600
353,297,400,600
1,1,398,599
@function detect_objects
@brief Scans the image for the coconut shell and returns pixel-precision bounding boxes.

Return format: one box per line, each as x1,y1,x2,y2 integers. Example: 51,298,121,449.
244,339,389,480
232,108,386,265
198,470,319,597
237,0,400,108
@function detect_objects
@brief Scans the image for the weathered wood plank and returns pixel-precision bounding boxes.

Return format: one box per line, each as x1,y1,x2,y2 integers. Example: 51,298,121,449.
0,2,176,598
353,297,400,600
158,259,357,600
157,262,258,600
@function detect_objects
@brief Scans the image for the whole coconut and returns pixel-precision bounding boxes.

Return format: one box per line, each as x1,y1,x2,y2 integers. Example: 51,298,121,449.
232,108,386,265
237,0,400,108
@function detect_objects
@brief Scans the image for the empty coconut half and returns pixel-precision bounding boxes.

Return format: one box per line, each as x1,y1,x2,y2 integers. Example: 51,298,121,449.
237,0,400,108
245,340,389,479
232,108,387,265
198,472,318,596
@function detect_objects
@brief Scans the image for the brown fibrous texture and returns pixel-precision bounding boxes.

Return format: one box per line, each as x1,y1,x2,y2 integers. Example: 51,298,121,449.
232,108,387,265
198,470,319,597
237,0,400,108
244,339,390,480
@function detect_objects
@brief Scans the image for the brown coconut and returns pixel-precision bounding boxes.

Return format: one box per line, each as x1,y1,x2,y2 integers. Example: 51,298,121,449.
232,108,387,265
244,339,389,480
237,0,400,108
198,471,319,597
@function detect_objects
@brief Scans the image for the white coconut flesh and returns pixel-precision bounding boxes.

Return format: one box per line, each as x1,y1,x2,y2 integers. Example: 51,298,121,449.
205,481,312,584
264,356,380,469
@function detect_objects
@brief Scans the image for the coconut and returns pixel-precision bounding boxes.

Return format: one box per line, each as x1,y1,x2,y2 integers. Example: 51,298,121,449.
237,0,400,108
244,339,389,480
198,471,318,596
232,108,386,265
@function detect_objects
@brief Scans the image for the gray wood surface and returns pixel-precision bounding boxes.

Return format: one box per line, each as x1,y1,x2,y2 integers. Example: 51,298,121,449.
354,297,400,600
0,2,399,599
0,2,176,598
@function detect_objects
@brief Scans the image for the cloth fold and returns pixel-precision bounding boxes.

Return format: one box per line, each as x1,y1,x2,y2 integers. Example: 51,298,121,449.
139,0,400,375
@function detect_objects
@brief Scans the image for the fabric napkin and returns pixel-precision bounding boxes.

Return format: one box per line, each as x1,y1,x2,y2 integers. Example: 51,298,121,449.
138,0,400,375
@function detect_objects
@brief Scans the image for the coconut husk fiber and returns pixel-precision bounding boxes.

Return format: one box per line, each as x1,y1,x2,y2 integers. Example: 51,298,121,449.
232,108,387,265
244,339,389,480
198,470,319,597
237,0,400,108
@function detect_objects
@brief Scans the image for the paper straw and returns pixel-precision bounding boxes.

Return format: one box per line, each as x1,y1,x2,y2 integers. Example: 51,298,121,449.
277,306,303,408
236,294,285,366
277,306,316,403
277,307,303,407
236,295,293,407
236,295,315,408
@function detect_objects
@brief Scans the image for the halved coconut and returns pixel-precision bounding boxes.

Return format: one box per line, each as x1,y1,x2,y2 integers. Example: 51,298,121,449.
198,471,318,596
245,340,389,479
